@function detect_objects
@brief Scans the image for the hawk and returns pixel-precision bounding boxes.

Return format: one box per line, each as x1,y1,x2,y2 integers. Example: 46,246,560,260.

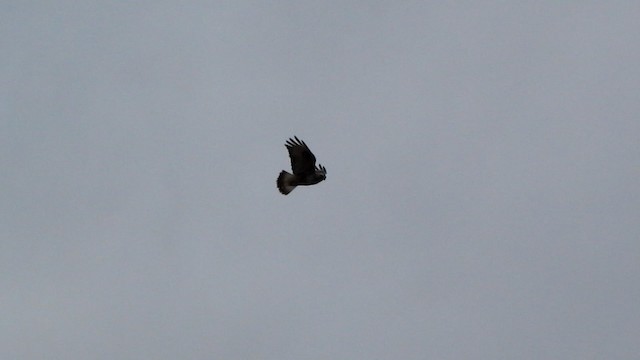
277,136,327,195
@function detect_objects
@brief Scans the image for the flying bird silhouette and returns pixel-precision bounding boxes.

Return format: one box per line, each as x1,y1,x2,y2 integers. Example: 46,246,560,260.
277,136,327,195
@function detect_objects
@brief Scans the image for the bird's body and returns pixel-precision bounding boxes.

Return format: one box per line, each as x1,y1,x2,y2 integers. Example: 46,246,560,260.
277,136,327,195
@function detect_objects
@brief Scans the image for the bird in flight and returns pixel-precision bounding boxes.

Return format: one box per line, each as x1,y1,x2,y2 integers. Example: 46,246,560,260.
277,136,327,195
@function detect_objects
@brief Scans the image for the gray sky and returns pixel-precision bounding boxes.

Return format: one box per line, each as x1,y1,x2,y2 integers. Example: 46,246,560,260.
2,2,639,359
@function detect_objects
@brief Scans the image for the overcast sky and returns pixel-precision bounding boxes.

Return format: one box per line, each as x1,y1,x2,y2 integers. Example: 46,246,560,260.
2,2,639,359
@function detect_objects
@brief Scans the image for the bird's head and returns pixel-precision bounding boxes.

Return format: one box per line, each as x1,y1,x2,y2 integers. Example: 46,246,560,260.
315,164,327,182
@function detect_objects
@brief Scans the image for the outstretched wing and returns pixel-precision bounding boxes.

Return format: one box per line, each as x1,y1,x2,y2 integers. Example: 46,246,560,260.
285,136,316,177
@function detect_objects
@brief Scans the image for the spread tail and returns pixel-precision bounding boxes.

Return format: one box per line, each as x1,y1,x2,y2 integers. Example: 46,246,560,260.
277,171,296,195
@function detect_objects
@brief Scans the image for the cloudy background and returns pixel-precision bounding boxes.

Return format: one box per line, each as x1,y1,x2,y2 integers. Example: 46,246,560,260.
2,2,639,359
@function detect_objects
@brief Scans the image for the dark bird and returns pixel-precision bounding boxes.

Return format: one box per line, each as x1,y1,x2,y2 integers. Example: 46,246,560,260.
277,136,327,195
